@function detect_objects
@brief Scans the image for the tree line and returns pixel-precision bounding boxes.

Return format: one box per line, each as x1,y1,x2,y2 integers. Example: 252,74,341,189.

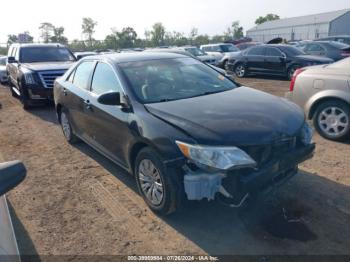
2,14,279,52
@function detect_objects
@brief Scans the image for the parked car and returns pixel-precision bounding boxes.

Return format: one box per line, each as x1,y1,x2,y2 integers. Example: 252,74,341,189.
236,42,262,51
300,41,350,61
144,48,227,75
286,57,350,141
200,43,241,69
0,56,8,84
0,160,26,260
177,46,218,65
6,43,76,109
315,35,350,45
54,52,315,214
228,44,334,80
74,51,97,60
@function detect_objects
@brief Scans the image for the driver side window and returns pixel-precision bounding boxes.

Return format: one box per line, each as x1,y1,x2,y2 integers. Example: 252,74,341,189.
91,62,121,95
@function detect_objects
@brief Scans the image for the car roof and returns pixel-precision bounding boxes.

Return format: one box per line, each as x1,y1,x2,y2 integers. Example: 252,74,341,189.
9,43,66,48
83,52,188,64
201,43,232,47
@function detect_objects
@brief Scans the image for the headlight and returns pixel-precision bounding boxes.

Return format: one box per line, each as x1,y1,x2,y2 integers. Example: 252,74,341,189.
22,68,36,85
176,141,256,170
24,73,36,85
300,122,313,145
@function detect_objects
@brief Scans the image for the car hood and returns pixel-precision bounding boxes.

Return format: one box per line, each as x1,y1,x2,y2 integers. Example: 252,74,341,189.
21,61,75,72
296,55,333,63
145,87,305,146
197,55,217,61
223,52,241,59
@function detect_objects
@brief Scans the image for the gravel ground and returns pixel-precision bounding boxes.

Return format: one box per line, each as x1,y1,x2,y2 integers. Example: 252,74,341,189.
0,77,349,258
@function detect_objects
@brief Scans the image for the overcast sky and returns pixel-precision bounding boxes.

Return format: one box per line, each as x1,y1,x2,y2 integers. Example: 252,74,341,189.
0,0,349,43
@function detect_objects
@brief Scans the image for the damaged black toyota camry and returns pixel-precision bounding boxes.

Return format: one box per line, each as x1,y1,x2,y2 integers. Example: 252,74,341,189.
54,52,315,215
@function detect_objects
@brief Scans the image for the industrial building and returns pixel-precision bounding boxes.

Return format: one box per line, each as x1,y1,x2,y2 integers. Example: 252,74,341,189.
247,8,350,43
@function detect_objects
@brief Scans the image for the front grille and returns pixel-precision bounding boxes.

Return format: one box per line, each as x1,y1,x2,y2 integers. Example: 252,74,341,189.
242,137,297,167
38,70,66,88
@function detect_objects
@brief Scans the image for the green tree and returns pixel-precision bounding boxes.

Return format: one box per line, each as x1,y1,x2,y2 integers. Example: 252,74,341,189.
116,27,138,48
50,26,68,44
39,22,54,43
150,23,166,46
193,34,210,46
189,27,198,45
7,34,18,45
224,21,244,40
82,17,98,47
211,35,225,43
255,14,280,25
23,31,34,43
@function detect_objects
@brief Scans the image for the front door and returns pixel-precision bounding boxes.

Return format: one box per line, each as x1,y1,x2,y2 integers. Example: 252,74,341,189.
85,62,131,167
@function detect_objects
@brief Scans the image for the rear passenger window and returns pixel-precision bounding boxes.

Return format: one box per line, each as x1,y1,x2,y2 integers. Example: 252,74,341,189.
247,47,265,56
91,63,121,95
266,48,283,57
73,61,95,89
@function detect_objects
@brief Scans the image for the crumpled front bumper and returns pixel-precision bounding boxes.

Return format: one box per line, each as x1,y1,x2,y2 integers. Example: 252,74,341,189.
182,143,315,203
237,143,315,194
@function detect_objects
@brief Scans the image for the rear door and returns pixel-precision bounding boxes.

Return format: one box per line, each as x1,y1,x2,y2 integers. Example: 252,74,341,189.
64,61,96,140
245,46,266,72
84,62,131,167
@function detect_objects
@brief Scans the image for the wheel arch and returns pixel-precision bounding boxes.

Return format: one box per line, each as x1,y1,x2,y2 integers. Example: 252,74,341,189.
56,103,63,123
308,96,350,119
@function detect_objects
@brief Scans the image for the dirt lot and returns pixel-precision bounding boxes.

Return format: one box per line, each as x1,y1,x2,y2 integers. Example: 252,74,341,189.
0,77,350,258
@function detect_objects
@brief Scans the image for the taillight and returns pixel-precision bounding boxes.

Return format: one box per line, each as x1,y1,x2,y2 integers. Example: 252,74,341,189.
289,68,305,92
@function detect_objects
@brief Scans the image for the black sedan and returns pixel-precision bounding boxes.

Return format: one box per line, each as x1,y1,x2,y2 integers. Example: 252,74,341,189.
228,44,333,80
300,41,350,61
54,53,315,214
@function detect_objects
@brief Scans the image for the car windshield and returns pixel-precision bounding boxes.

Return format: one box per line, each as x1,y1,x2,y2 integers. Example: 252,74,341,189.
185,48,206,56
20,47,75,63
278,46,306,56
220,44,239,52
119,58,237,104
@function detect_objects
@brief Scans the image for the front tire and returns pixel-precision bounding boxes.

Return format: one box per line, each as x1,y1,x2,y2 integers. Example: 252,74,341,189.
135,147,179,215
234,64,247,78
313,100,350,141
60,109,79,144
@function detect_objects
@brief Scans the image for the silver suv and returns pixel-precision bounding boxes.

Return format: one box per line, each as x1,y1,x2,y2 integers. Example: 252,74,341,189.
200,43,241,70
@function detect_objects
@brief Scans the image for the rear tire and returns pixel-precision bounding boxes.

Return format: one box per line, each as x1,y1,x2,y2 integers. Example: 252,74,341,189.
313,100,350,141
234,63,247,78
135,147,179,215
60,109,79,144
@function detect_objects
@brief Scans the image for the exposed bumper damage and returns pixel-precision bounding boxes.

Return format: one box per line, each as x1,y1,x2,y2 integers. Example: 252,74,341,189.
183,143,315,206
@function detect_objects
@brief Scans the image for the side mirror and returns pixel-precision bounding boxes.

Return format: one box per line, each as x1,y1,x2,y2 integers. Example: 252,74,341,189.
7,57,16,64
97,92,122,106
0,161,26,197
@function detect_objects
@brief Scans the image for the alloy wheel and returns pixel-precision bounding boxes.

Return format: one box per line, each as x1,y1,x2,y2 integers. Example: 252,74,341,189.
235,65,245,77
138,159,164,206
318,106,349,137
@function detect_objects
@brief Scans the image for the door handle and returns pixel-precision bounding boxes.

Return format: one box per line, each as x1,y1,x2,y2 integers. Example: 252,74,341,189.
84,100,92,110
